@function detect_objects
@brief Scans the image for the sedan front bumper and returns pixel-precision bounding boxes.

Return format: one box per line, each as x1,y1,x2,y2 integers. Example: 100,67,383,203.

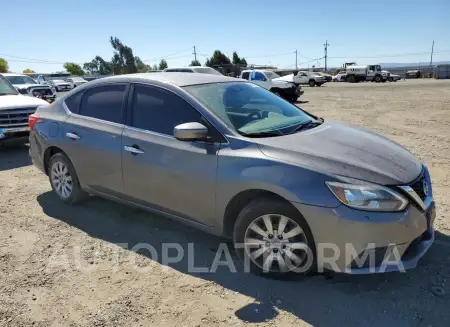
292,200,435,274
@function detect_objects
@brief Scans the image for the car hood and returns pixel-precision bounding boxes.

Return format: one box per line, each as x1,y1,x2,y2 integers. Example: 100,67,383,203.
273,75,295,83
0,94,49,110
13,84,50,89
254,120,422,185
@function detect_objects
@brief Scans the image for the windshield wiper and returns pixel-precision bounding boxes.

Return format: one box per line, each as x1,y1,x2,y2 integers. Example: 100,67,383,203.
289,119,323,134
238,130,284,138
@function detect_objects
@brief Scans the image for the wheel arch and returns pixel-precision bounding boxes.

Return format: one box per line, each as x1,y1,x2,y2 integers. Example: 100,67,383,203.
222,189,299,238
43,146,66,175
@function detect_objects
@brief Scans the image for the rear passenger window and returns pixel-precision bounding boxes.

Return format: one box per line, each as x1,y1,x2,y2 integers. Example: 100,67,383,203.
131,85,201,135
64,91,83,114
79,84,126,123
241,72,249,80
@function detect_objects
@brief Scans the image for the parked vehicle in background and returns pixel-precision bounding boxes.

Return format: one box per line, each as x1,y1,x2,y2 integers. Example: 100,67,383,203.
47,79,72,92
332,72,347,82
275,71,326,87
314,72,332,82
0,74,48,142
29,73,436,276
164,67,223,75
382,70,401,82
345,64,386,83
2,73,56,103
240,70,303,102
66,77,88,88
406,70,422,79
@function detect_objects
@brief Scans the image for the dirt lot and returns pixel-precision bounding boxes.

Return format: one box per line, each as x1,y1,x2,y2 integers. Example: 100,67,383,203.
1,79,450,327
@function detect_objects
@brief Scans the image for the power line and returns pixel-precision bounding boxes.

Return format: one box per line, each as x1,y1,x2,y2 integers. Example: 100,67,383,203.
142,48,192,62
328,50,450,60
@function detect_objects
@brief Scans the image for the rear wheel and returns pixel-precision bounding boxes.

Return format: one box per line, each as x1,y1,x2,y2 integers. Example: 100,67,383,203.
233,199,316,277
49,153,87,204
388,77,393,82
308,80,315,87
346,75,356,83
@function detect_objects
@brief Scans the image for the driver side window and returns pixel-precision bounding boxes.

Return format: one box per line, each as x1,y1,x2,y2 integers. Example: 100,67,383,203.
252,72,266,81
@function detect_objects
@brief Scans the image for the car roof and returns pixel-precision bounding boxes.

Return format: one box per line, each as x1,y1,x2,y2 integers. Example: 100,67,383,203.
2,73,26,77
89,72,239,87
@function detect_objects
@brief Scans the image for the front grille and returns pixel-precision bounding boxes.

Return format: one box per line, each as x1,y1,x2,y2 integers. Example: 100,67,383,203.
409,169,426,201
0,107,36,128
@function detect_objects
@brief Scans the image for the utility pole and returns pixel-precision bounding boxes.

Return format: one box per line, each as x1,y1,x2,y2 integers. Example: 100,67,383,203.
323,40,329,71
193,46,197,62
295,50,298,69
430,40,434,66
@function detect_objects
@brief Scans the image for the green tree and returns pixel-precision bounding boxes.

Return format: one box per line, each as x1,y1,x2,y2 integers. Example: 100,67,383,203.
232,51,247,66
83,56,112,75
0,58,9,73
152,64,158,71
23,68,36,73
205,50,231,67
110,36,137,74
135,56,152,73
63,62,85,76
189,59,201,66
158,59,168,70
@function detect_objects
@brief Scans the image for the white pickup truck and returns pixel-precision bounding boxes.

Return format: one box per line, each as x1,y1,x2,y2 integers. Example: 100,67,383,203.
239,70,303,102
276,71,326,87
0,74,48,142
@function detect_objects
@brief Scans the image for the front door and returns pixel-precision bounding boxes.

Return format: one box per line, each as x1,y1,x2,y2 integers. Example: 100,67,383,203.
61,83,128,196
121,84,219,226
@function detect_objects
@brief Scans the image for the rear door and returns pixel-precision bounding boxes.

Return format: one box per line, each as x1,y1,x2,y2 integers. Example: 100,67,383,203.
61,83,128,196
121,83,219,225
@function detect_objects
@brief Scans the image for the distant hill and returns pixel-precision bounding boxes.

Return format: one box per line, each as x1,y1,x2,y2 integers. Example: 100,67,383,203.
380,61,450,68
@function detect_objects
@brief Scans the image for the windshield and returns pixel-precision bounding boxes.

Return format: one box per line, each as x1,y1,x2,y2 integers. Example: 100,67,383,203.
263,71,281,80
184,82,316,136
71,77,85,81
52,79,66,83
0,75,19,95
5,75,37,85
193,67,222,75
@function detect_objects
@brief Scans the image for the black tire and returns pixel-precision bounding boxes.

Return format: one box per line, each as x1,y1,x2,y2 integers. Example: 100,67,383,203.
48,153,87,204
290,95,298,103
308,80,315,87
374,75,382,83
270,89,281,97
233,198,316,277
316,83,322,87
388,77,393,82
346,75,356,83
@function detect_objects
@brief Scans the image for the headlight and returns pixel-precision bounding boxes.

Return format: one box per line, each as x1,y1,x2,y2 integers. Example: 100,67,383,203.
326,181,408,211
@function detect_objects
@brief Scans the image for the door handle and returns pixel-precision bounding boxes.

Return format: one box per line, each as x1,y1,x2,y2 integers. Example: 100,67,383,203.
66,132,80,140
124,145,145,155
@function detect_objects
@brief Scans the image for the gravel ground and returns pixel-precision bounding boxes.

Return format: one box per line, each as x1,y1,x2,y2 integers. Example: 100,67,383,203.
1,79,450,327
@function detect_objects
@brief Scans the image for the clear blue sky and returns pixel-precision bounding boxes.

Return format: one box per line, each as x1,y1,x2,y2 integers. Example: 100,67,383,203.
3,0,449,73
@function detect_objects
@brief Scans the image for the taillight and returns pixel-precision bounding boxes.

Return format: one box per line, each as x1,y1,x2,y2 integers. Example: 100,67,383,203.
29,114,39,130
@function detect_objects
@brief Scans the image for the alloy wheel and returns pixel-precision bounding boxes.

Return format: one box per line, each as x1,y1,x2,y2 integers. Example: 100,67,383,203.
50,161,73,199
244,214,309,273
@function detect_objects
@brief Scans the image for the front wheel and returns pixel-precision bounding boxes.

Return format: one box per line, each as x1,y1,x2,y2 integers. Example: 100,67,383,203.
233,199,316,277
308,80,315,87
374,75,382,83
49,153,87,204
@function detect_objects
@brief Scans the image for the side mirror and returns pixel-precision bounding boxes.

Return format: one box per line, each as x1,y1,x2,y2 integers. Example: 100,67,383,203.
174,122,208,141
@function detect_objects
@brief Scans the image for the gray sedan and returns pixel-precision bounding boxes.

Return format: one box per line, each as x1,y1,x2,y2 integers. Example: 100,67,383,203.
28,73,435,276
